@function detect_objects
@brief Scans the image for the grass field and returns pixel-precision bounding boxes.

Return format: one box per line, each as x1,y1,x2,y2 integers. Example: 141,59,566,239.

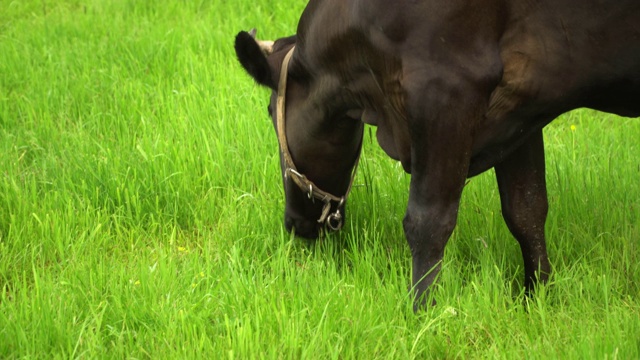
1,1,639,358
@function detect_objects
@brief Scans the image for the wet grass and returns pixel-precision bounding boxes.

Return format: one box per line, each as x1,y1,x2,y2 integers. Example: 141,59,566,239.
0,1,639,358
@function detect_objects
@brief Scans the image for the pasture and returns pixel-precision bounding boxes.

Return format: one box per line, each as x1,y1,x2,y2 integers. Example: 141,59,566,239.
0,0,638,358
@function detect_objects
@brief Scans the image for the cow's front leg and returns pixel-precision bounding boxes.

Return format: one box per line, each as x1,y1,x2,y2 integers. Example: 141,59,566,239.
404,172,469,311
495,130,550,292
400,24,503,310
403,79,478,312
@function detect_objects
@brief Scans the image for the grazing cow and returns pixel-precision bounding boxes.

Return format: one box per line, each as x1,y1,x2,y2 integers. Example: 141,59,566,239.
234,0,640,310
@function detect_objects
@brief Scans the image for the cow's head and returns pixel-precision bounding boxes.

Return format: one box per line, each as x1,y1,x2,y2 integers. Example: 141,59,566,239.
234,30,364,239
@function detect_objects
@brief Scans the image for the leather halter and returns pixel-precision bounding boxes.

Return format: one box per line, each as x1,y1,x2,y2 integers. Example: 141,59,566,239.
276,46,362,231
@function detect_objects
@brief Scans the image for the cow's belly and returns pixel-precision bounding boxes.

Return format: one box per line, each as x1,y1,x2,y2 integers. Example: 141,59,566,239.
469,79,640,178
468,108,553,177
467,13,640,176
468,61,567,176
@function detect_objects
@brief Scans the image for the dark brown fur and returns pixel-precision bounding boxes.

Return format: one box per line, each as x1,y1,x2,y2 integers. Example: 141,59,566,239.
235,0,640,311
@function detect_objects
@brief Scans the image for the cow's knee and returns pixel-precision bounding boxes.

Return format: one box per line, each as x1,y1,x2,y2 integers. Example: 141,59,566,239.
403,204,456,256
501,191,548,241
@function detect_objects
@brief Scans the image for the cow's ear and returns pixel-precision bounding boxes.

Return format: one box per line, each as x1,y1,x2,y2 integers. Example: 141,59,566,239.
235,31,275,89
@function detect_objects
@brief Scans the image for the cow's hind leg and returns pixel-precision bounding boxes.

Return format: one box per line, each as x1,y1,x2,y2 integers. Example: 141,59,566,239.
495,130,551,293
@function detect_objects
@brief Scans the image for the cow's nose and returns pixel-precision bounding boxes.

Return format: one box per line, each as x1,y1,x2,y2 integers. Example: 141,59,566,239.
284,215,320,239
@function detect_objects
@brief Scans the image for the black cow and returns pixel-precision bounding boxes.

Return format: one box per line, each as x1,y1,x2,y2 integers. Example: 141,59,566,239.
234,1,640,310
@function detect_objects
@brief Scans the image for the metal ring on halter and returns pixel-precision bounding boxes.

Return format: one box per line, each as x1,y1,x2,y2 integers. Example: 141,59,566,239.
326,211,343,231
308,184,313,199
324,197,345,230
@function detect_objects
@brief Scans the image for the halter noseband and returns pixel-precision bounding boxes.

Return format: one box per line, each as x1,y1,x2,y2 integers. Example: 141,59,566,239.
276,46,362,231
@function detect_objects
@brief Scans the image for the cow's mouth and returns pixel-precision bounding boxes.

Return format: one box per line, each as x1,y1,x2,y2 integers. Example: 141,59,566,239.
284,214,321,239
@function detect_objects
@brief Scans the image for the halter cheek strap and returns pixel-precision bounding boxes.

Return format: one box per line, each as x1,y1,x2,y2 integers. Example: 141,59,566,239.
275,46,362,231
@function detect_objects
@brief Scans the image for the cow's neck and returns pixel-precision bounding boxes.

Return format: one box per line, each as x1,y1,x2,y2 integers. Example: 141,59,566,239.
294,0,412,170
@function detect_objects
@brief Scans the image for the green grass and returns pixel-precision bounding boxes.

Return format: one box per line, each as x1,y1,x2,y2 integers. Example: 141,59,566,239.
0,1,638,358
